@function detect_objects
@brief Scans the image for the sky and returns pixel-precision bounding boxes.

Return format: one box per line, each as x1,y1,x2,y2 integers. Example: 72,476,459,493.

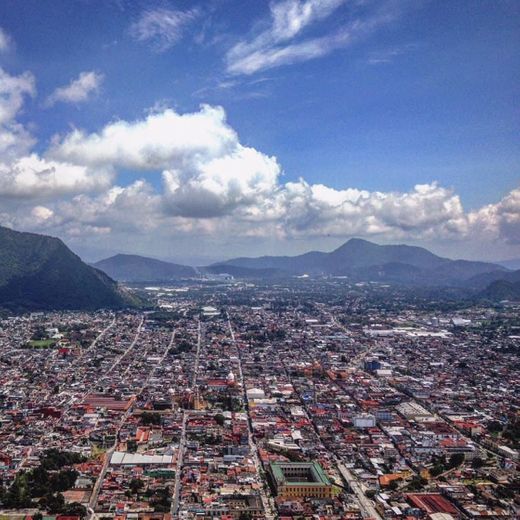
0,0,518,265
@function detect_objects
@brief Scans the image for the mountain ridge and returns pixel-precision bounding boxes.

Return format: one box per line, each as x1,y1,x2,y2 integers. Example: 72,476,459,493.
212,238,506,285
91,238,512,289
93,254,197,282
0,226,137,311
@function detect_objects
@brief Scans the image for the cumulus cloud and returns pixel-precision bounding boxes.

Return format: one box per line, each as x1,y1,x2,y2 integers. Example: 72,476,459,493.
469,188,520,244
46,71,104,106
55,180,160,233
31,205,54,222
258,181,469,240
0,68,111,203
0,82,517,255
47,103,520,246
0,154,114,198
226,0,399,75
50,104,281,218
0,27,12,52
130,7,200,51
0,67,36,159
162,146,280,218
50,105,237,170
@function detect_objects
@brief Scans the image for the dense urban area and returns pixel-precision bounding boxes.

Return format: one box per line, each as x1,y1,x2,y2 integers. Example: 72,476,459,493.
0,279,519,520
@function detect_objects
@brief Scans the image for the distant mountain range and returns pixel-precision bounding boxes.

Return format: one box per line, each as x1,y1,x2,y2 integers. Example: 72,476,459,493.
464,268,520,290
211,238,508,286
0,226,138,312
497,258,520,270
90,238,520,300
3,225,516,312
480,280,520,301
93,254,197,282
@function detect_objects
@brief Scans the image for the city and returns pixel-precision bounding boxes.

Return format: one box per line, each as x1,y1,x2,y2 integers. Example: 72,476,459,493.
1,279,518,519
0,1,519,519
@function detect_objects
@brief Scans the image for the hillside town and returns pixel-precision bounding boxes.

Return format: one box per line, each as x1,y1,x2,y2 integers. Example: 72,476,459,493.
0,280,519,520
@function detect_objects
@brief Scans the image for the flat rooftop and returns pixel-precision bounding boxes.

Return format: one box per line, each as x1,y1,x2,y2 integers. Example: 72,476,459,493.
270,461,331,486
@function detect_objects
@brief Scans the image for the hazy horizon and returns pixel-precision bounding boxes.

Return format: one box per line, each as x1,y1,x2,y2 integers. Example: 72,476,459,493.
73,236,520,268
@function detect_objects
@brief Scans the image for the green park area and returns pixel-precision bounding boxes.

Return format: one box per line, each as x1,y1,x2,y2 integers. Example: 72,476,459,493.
28,339,56,348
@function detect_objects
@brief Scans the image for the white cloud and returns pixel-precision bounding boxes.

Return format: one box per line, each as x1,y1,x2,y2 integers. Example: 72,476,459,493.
0,68,111,203
366,43,417,65
226,0,399,75
31,205,54,222
46,71,104,106
130,7,200,51
54,180,162,236
0,81,517,257
261,181,469,240
162,145,280,218
50,105,237,170
0,67,36,159
469,188,520,245
0,154,114,198
50,104,281,218
46,103,520,246
0,28,12,52
271,0,346,40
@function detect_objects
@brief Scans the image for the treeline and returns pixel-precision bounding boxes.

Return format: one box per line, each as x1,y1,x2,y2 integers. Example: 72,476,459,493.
0,450,87,517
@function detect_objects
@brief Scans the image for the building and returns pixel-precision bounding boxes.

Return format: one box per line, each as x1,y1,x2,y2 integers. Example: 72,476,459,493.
268,462,337,499
406,493,461,518
353,413,377,428
364,358,382,372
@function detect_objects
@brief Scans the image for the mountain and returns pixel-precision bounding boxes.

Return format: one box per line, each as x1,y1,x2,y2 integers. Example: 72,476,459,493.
0,226,137,312
465,269,520,290
212,238,506,286
480,280,520,301
93,254,197,282
497,258,520,270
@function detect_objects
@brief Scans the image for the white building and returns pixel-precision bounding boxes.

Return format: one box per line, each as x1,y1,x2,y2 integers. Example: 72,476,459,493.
353,414,376,429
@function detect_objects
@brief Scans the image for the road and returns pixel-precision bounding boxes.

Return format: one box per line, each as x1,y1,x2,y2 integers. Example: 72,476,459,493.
227,315,277,520
20,316,118,469
328,311,499,514
106,315,144,375
191,319,202,387
80,314,117,361
88,320,174,520
291,312,383,519
171,411,188,517
337,461,381,519
172,318,202,518
390,380,503,462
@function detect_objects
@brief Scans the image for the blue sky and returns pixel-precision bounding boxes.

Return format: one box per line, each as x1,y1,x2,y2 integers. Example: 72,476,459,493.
0,0,518,263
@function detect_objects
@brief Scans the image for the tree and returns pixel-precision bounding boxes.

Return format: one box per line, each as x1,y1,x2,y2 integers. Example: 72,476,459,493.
430,464,445,477
214,413,226,426
129,478,144,495
50,469,78,492
388,479,401,491
448,453,465,469
62,501,87,518
409,475,427,491
471,457,484,469
141,412,161,426
150,487,170,512
40,449,86,471
487,420,503,434
43,492,65,514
